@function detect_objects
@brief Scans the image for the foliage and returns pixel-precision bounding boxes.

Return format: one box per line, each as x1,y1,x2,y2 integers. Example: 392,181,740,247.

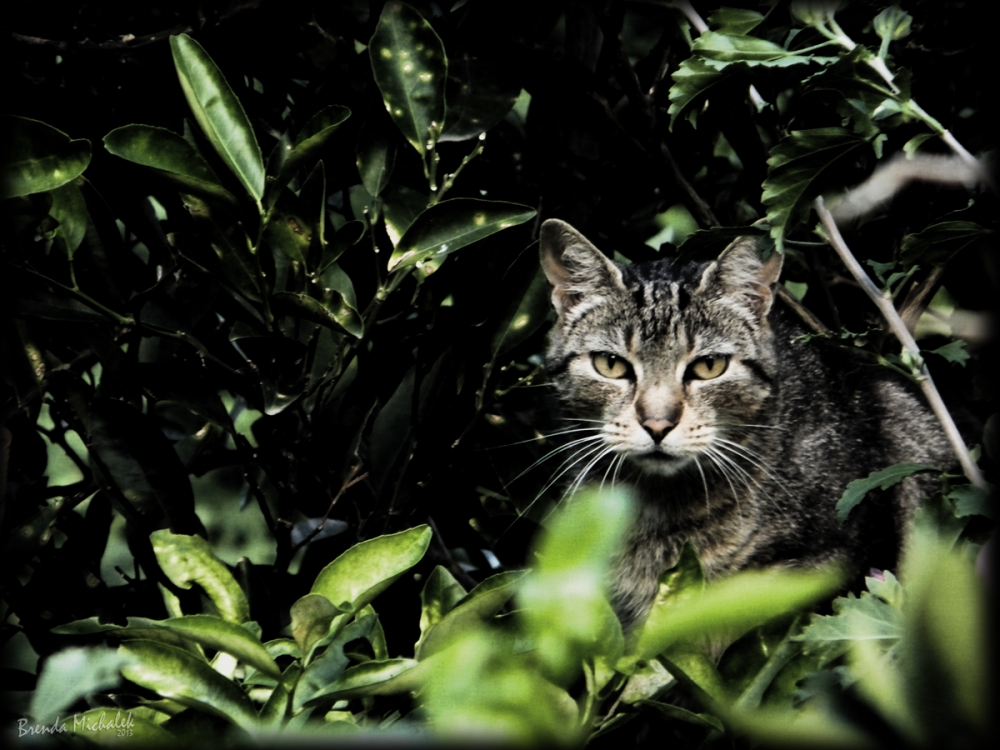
1,0,995,747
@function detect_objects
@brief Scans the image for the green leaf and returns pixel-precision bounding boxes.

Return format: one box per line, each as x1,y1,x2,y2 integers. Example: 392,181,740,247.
946,484,996,519
420,631,581,746
416,565,467,649
620,657,676,704
290,594,343,660
901,221,992,266
762,127,868,252
150,530,250,623
873,6,912,42
637,566,843,660
47,180,89,257
441,58,520,142
693,31,802,63
30,647,126,724
159,615,280,678
901,527,989,739
120,640,258,732
519,488,634,681
416,570,525,660
310,525,432,613
927,340,969,367
796,589,903,657
836,462,939,523
103,124,237,206
81,397,202,536
51,615,278,678
357,124,396,198
270,290,363,339
268,105,351,206
667,57,728,129
293,614,376,711
707,8,766,35
369,2,447,157
388,198,535,271
259,664,300,730
489,267,551,360
658,642,730,704
170,34,264,203
0,115,91,199
382,183,429,246
303,658,421,704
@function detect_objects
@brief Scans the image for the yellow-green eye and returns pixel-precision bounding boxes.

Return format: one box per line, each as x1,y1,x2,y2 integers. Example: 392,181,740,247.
689,355,729,380
592,353,631,379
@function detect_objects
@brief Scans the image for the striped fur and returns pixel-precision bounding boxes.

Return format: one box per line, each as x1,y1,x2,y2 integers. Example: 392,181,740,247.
540,219,953,631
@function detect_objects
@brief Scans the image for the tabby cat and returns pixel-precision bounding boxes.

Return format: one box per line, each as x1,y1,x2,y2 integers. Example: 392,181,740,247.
539,218,953,630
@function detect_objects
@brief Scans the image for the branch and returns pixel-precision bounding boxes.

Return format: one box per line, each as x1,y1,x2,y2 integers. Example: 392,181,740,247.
814,197,986,490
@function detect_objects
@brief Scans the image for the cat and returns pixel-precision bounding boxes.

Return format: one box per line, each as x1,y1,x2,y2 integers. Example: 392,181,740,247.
539,218,954,631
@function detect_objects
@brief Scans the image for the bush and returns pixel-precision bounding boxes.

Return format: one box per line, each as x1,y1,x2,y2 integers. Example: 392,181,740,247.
1,1,995,746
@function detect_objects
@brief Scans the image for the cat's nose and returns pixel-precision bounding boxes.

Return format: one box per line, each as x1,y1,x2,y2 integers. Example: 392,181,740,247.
641,419,675,443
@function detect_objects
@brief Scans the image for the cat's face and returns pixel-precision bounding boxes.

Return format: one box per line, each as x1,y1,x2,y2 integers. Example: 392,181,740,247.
540,220,783,479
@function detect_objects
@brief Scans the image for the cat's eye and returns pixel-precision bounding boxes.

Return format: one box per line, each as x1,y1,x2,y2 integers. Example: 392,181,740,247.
592,352,631,379
688,355,729,380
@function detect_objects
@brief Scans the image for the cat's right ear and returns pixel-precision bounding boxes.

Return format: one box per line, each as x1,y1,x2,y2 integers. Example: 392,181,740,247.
540,219,625,316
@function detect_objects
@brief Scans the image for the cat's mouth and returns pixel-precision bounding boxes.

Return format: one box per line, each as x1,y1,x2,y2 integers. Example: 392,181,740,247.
633,450,691,476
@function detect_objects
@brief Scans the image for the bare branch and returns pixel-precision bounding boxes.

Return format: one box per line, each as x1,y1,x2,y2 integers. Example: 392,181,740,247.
815,196,986,490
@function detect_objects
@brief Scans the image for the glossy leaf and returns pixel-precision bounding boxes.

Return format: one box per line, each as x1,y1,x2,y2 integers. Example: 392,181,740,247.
370,2,447,157
707,8,766,35
293,614,377,710
159,615,280,678
310,525,432,613
694,31,807,63
667,57,728,129
30,646,126,724
259,664,300,730
416,570,525,660
637,565,843,660
170,34,264,203
120,640,258,732
151,530,250,623
382,183,428,246
441,58,519,142
0,116,91,199
357,124,396,197
762,128,868,252
271,291,362,338
48,181,89,256
290,594,343,660
416,565,467,650
103,124,236,206
837,462,939,522
304,658,421,704
388,198,535,271
268,105,351,205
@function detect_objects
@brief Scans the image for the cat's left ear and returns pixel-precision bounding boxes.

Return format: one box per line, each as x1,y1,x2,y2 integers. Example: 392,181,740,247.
699,237,783,319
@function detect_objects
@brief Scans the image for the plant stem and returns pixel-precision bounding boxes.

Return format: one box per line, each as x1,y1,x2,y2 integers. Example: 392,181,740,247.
814,197,986,490
19,266,134,325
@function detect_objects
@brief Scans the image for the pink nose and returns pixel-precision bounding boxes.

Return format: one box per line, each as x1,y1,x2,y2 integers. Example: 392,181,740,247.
642,419,675,443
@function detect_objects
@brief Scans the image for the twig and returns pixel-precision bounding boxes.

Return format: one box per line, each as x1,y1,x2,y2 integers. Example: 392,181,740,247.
291,464,369,553
814,197,986,490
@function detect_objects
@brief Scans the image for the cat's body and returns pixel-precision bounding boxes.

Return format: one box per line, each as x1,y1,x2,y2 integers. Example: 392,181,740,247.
540,219,952,630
